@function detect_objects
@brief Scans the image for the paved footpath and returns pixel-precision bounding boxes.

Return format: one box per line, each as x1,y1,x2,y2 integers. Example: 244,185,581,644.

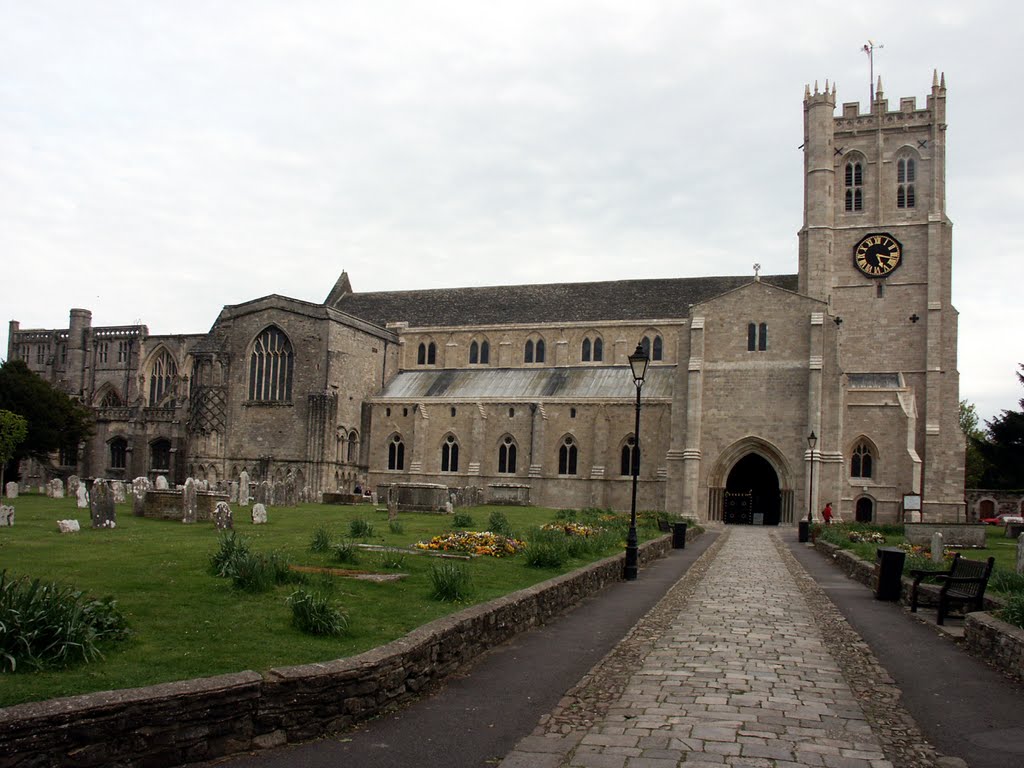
500,527,955,768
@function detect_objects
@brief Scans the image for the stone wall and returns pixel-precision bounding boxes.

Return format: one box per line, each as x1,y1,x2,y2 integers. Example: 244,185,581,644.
0,535,675,767
903,523,987,548
141,490,230,522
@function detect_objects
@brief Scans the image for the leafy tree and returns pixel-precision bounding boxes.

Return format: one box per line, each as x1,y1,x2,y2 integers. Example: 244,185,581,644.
0,409,29,490
977,364,1024,489
0,360,93,468
959,399,989,489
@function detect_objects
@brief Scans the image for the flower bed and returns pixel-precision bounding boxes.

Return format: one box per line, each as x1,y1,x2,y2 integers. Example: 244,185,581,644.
540,522,604,537
414,531,526,557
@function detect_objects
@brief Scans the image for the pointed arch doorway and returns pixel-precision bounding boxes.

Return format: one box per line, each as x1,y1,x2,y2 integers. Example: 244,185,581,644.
724,454,781,525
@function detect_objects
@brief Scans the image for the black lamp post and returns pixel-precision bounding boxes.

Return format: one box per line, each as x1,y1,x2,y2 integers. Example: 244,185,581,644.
806,431,817,523
624,343,650,581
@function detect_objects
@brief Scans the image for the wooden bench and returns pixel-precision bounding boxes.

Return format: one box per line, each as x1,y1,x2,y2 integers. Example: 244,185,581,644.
909,553,995,625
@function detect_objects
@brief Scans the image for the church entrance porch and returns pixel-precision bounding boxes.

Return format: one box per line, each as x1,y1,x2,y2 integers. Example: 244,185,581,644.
724,454,781,525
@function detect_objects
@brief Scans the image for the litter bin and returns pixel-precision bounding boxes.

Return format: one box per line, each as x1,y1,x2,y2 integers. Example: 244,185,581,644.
875,546,906,601
798,520,809,543
672,522,687,549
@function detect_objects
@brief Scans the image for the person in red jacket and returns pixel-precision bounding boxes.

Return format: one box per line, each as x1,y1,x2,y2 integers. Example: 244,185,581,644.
822,502,833,524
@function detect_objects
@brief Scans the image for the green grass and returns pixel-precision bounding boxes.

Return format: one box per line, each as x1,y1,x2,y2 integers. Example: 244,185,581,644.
0,495,656,706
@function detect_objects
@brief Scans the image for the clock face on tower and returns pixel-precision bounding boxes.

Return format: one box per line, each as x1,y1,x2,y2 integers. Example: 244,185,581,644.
853,233,903,278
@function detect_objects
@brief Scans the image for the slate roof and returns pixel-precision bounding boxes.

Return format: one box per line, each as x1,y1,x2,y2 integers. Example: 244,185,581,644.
377,366,675,400
331,274,798,329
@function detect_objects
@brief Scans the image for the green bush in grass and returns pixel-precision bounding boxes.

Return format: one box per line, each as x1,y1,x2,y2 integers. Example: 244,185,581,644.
209,531,250,577
388,519,404,534
488,511,512,536
287,589,349,636
309,524,332,553
429,562,473,602
375,551,408,570
0,570,130,673
452,512,474,529
333,539,359,564
349,519,374,539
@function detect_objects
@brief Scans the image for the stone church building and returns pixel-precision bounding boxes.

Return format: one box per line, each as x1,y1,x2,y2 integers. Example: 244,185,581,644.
7,73,965,524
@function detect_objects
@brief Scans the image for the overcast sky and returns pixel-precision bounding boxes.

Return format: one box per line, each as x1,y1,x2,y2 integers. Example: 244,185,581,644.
2,1,1020,424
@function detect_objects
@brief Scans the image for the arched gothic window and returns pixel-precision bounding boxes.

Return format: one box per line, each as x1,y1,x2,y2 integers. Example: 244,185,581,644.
641,334,664,361
441,435,460,473
581,338,591,362
150,439,171,471
149,349,178,406
851,441,874,479
897,156,916,209
525,337,545,363
388,435,405,471
470,340,479,364
417,342,437,366
469,339,490,365
347,430,358,463
581,336,603,363
100,389,123,407
109,437,127,469
594,337,603,362
620,436,640,477
558,437,578,476
498,436,517,474
249,327,294,402
844,159,864,212
524,339,534,363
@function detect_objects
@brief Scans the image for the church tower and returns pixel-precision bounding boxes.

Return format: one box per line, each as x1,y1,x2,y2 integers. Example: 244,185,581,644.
798,72,964,520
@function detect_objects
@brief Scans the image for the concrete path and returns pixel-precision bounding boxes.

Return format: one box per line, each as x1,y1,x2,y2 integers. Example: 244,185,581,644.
500,527,956,768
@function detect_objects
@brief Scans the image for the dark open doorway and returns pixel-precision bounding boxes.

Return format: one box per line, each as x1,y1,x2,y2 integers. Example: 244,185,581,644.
725,453,781,525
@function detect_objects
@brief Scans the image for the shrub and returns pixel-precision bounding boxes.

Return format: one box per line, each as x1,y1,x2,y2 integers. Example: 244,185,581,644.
0,570,130,673
996,593,1024,630
452,512,474,529
209,531,250,577
376,550,408,570
333,539,360,564
287,589,349,636
388,519,405,535
349,519,374,539
429,562,474,602
227,550,277,593
990,569,1024,595
525,531,569,568
309,524,333,553
488,511,512,536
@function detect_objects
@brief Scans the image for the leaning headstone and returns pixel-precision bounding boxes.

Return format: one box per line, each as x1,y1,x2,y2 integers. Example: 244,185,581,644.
251,503,267,525
67,475,81,496
76,483,89,509
155,475,169,490
214,501,233,530
182,478,198,524
132,477,150,516
238,471,250,506
0,505,14,526
48,478,65,498
111,480,126,504
90,479,116,529
930,531,943,562
444,501,453,515
5,482,17,499
57,519,80,533
1018,535,1024,575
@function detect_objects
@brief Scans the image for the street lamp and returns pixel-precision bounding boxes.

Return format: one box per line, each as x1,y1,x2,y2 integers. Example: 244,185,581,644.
624,343,650,581
806,431,818,523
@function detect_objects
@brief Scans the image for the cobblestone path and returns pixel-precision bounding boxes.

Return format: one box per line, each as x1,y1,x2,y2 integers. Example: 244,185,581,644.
500,527,949,768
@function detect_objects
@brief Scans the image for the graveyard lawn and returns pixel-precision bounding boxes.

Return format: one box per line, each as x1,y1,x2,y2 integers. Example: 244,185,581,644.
0,495,659,707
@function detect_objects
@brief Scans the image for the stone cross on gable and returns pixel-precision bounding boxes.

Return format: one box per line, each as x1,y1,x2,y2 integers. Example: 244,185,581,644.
753,263,761,280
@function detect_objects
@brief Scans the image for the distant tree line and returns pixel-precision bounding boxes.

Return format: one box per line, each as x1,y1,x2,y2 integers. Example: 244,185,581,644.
961,363,1024,489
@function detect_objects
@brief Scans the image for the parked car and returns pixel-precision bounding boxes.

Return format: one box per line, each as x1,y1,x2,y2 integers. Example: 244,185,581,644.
981,513,1024,526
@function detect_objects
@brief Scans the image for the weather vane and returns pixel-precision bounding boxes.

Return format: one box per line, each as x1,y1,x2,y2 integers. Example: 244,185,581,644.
862,40,883,103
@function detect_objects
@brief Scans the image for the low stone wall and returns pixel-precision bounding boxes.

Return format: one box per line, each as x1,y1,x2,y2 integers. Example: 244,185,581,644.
0,535,676,767
903,522,987,548
812,539,1022,680
964,612,1024,683
321,492,364,505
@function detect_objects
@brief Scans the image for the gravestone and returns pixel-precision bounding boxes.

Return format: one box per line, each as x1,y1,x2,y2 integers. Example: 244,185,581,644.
5,482,17,499
196,479,209,492
300,485,310,504
90,479,116,529
251,503,267,524
48,478,65,498
76,483,89,509
238,471,250,506
258,480,273,506
67,475,81,496
214,501,233,530
0,505,14,526
182,478,198,524
371,491,379,506
283,473,297,506
132,477,151,516
57,519,80,533
111,480,126,504
930,531,943,562
1018,535,1024,575
155,475,169,490
387,486,398,521
229,481,239,503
